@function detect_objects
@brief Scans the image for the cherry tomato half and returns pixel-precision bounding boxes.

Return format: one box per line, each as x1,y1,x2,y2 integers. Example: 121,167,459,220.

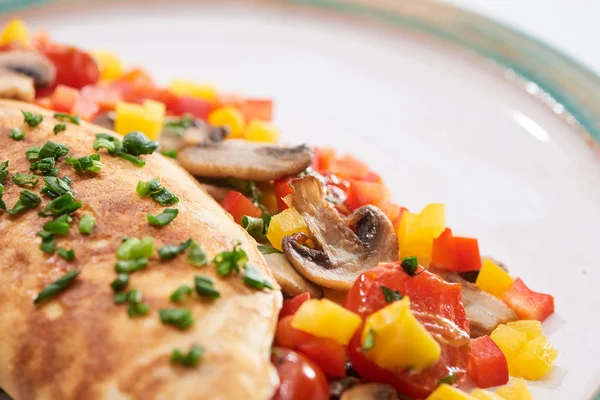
37,43,100,89
271,348,329,400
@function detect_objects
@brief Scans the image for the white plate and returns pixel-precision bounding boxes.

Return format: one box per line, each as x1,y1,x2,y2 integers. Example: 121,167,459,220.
4,0,600,398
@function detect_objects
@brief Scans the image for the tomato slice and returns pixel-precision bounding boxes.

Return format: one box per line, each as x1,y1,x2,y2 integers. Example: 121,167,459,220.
271,348,329,400
37,43,100,89
344,262,471,399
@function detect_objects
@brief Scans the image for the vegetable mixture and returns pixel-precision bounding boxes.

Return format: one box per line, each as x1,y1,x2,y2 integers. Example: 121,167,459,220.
0,18,557,400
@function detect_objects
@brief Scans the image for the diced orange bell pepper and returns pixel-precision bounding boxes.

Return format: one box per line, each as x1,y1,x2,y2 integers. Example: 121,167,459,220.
266,207,308,251
116,67,154,87
467,336,509,388
375,200,404,230
503,278,554,322
512,335,558,380
454,236,481,272
220,190,262,225
291,298,361,345
431,228,459,271
51,85,79,113
475,259,513,299
208,106,245,138
330,154,370,180
345,180,391,211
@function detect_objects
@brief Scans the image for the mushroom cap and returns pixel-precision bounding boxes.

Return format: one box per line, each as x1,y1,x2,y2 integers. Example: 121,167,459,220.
177,140,313,181
0,70,34,102
0,50,56,88
263,252,322,298
282,176,398,290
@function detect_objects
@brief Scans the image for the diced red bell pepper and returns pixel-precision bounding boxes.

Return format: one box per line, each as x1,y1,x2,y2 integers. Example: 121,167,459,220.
279,292,311,319
467,335,509,388
51,84,79,112
71,94,99,121
345,180,390,211
166,95,213,119
37,44,100,89
274,177,294,212
220,190,262,225
275,316,346,378
431,228,459,271
240,98,273,121
312,147,336,173
330,154,369,180
503,278,554,322
454,236,481,272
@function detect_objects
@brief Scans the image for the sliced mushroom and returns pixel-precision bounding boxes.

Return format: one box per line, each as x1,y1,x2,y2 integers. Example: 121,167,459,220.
435,270,518,337
329,377,361,399
0,70,34,102
263,252,322,298
340,383,399,400
282,176,398,290
159,118,227,151
199,182,231,203
0,50,56,88
178,140,313,181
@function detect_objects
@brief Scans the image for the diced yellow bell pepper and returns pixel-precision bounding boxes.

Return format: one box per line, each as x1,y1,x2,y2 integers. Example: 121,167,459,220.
475,259,513,299
208,106,245,138
257,182,278,215
244,119,279,143
362,297,440,371
91,51,123,81
291,298,361,345
490,324,527,376
0,18,29,46
114,100,165,141
496,378,533,400
266,208,308,251
513,335,558,380
426,384,475,400
169,79,218,104
471,389,504,400
397,204,446,267
506,320,542,341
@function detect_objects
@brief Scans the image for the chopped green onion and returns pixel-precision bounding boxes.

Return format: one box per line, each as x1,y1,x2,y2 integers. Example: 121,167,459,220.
213,241,248,276
127,289,142,304
7,190,41,215
117,237,155,260
22,110,43,128
159,308,194,329
38,192,82,218
363,329,375,351
160,149,178,159
57,248,75,261
115,258,148,274
194,275,220,298
381,286,402,303
128,302,149,317
53,112,81,125
400,256,419,276
43,214,72,236
0,160,8,184
25,146,40,161
113,292,128,304
10,127,25,140
136,178,162,197
39,140,70,160
439,372,459,385
66,154,102,173
111,274,130,292
187,240,208,267
53,123,66,134
79,214,95,234
163,116,194,136
151,187,179,206
171,344,204,367
243,264,273,290
241,215,265,240
170,285,193,303
0,183,6,211
29,157,59,176
93,133,120,154
158,239,192,260
33,270,79,304
121,131,159,156
37,230,56,253
257,245,283,255
11,172,39,187
40,176,72,198
117,152,146,167
147,208,178,226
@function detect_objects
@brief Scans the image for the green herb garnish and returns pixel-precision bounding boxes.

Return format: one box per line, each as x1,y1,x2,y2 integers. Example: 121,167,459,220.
25,146,40,161
439,372,459,385
194,275,220,298
37,230,56,253
400,256,419,276
43,214,72,236
53,123,66,134
128,302,149,317
381,286,402,303
151,188,179,206
187,240,208,267
79,214,95,234
170,285,193,303
147,208,178,226
257,245,283,255
22,110,43,128
111,274,130,292
159,239,192,260
117,152,146,167
39,140,70,160
243,264,273,290
11,172,38,187
115,258,149,274
29,157,59,176
0,160,8,183
213,241,248,276
10,127,25,140
57,248,75,261
121,131,159,156
38,192,82,218
241,215,266,241
363,329,376,351
136,178,180,206
171,344,203,367
117,237,155,260
159,308,194,329
114,289,142,305
93,133,121,154
66,154,102,173
7,190,41,215
33,270,79,304
53,112,81,125
136,178,162,197
40,176,72,198
160,149,178,159
113,292,128,304
0,183,6,211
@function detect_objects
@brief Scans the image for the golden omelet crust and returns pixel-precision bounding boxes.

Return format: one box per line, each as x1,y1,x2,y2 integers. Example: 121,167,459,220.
0,100,282,400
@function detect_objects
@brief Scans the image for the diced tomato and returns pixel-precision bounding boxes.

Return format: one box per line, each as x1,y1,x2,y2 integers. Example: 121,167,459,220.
34,97,52,109
166,95,213,119
37,43,100,89
275,316,346,378
218,93,245,109
80,84,122,112
345,179,390,211
363,170,383,183
503,278,554,322
312,147,336,173
454,236,481,272
271,348,329,400
240,98,273,121
50,84,79,112
70,94,99,121
330,154,369,180
431,228,459,271
280,293,311,319
344,262,470,399
274,177,294,212
220,190,262,225
115,67,154,87
121,84,173,106
467,336,509,388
